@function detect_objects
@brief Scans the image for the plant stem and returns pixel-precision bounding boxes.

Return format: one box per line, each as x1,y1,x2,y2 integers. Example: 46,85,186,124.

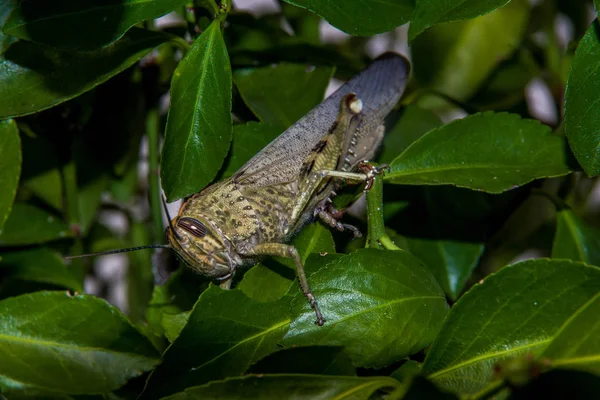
61,159,86,280
365,169,385,250
147,108,164,243
170,35,191,52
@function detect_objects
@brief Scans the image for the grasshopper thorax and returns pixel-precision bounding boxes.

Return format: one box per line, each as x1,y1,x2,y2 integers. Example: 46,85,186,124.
165,214,237,279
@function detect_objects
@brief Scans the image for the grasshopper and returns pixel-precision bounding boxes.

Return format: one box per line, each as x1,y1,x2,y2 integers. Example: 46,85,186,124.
69,53,409,325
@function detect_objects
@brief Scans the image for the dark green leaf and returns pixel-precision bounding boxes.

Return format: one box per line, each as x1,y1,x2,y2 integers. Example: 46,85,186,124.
3,0,188,49
237,264,293,302
282,0,413,36
0,291,160,394
142,285,290,398
565,22,600,176
162,374,401,400
409,0,513,41
0,0,17,53
390,360,423,383
234,63,333,129
552,209,600,266
0,119,20,230
220,122,281,178
541,293,600,375
386,112,574,193
248,346,356,376
0,28,170,118
0,203,70,246
422,259,600,395
0,248,82,293
161,19,232,201
292,221,336,264
412,0,529,101
284,249,448,368
378,105,443,165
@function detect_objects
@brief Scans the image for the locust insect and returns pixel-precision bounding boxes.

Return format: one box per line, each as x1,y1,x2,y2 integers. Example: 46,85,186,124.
67,53,410,326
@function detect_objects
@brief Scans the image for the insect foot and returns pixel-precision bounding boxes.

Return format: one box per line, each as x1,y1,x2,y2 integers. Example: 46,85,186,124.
357,161,390,191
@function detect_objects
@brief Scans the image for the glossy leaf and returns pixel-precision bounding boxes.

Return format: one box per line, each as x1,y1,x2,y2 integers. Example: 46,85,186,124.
3,0,188,49
163,374,401,400
412,0,529,101
0,28,170,118
409,0,512,41
142,285,290,398
0,248,82,293
284,249,448,368
220,122,282,178
422,259,600,395
0,291,160,394
378,105,443,165
565,22,600,176
0,119,20,230
248,346,356,376
234,63,333,128
0,0,16,52
161,19,232,201
386,112,574,193
282,0,413,36
552,209,600,266
541,293,600,375
0,203,70,246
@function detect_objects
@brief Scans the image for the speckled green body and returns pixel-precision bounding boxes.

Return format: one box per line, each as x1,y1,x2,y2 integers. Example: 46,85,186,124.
166,54,410,321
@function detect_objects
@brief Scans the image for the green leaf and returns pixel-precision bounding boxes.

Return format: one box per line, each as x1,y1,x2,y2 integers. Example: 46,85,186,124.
541,293,600,375
162,374,401,400
0,203,70,246
161,311,190,343
0,248,82,294
284,249,448,368
386,112,574,193
0,119,20,230
237,264,294,302
282,0,413,36
0,28,170,118
20,133,62,211
409,0,513,41
234,63,333,129
220,122,282,178
161,19,232,201
142,285,290,398
565,22,600,176
248,346,356,376
0,0,17,53
552,209,600,266
3,0,188,49
411,0,529,101
422,259,600,395
378,105,443,165
0,291,160,394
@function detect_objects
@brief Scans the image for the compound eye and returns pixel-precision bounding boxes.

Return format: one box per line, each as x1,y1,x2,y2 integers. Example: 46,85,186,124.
177,217,207,238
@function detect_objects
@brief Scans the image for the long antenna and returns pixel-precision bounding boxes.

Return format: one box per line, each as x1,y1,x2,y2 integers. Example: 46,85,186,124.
65,244,171,260
162,194,182,240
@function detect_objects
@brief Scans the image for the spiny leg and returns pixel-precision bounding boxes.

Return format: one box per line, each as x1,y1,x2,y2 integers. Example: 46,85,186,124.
242,242,324,326
315,201,362,238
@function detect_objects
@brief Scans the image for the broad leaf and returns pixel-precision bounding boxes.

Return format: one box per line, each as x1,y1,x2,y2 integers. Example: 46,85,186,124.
541,293,600,375
0,248,82,294
0,119,20,230
409,0,512,41
248,346,356,376
284,249,448,368
412,0,529,101
0,203,70,246
0,291,160,394
552,209,600,266
234,63,333,129
161,19,232,201
386,112,574,193
422,259,600,395
0,28,170,118
220,122,281,178
0,0,16,52
163,374,401,400
3,0,188,49
565,22,600,176
142,286,290,398
282,0,413,36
